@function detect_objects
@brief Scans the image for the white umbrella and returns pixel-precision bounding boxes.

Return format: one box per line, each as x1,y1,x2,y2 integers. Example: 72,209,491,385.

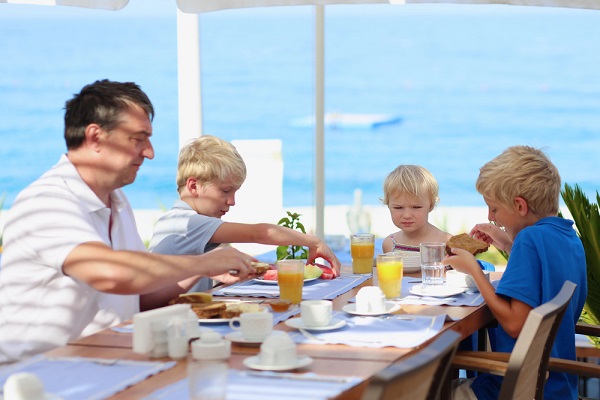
2,0,599,239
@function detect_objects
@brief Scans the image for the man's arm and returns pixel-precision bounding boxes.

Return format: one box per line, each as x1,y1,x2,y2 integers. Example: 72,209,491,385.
63,242,254,309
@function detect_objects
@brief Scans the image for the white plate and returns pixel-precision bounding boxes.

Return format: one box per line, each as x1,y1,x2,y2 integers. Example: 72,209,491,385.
198,305,267,324
342,302,401,316
252,277,318,285
284,318,346,331
243,355,313,371
409,284,465,298
224,331,264,346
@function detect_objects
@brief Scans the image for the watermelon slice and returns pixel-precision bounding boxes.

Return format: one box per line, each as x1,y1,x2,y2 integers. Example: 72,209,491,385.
262,269,278,281
311,262,337,279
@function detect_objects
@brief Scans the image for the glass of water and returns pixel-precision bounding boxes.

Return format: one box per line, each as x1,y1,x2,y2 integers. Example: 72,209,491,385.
420,242,446,286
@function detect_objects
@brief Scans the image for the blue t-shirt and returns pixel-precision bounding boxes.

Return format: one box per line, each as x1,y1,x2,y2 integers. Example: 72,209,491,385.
471,217,587,400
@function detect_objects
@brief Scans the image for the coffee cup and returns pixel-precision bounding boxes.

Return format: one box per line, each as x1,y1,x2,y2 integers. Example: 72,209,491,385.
3,372,61,400
229,312,273,341
259,331,297,366
300,300,332,327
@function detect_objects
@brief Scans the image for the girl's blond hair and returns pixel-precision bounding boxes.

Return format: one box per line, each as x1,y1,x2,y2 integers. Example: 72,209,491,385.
382,165,440,211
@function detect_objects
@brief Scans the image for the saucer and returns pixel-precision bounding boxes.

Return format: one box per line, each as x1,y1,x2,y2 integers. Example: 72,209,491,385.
243,355,313,371
224,331,265,346
409,284,465,298
342,302,401,316
284,318,346,331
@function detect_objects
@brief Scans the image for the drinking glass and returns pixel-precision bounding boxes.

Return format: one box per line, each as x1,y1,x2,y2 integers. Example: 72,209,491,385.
276,259,304,304
350,233,375,274
376,252,403,299
420,242,446,285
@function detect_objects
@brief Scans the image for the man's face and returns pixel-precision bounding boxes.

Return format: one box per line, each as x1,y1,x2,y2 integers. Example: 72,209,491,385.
100,105,154,189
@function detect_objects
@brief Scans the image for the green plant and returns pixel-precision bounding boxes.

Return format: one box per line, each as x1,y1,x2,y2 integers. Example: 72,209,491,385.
276,211,308,260
561,183,600,347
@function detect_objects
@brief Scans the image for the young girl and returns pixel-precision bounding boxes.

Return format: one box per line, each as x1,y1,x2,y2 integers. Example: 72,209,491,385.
381,165,451,254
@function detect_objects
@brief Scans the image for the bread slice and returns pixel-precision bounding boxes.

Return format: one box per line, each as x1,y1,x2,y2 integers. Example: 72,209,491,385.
251,262,272,275
191,302,227,319
168,292,213,306
446,233,489,256
221,303,264,319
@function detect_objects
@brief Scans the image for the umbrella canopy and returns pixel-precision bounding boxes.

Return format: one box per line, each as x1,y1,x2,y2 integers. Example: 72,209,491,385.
2,0,599,239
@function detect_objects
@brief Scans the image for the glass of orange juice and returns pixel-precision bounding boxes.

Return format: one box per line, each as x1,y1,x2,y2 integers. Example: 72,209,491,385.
350,233,375,274
276,259,305,304
376,252,403,299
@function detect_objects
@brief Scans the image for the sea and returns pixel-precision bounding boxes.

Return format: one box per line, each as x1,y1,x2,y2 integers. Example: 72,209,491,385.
1,1,600,211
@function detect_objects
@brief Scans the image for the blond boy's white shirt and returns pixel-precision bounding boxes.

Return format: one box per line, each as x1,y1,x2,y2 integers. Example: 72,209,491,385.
0,155,141,363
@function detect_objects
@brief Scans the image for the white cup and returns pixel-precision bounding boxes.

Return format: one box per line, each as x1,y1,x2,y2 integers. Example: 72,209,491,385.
3,372,58,400
259,331,297,367
229,312,273,341
300,300,332,327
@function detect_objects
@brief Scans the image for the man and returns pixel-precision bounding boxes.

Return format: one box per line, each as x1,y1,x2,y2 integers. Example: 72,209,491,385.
0,80,256,363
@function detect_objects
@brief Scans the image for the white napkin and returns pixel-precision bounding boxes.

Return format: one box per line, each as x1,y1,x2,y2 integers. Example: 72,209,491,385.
289,312,445,348
144,370,362,400
213,275,370,300
397,277,499,306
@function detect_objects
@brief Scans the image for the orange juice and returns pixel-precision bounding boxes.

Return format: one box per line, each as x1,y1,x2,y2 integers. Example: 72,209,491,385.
376,256,403,299
277,270,304,304
351,242,375,274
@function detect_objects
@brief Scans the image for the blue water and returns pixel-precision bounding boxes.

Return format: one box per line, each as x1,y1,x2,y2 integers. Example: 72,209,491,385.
1,2,599,210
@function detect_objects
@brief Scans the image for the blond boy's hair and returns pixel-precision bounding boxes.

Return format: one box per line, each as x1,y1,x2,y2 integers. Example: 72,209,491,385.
476,145,561,216
382,165,440,211
176,135,247,193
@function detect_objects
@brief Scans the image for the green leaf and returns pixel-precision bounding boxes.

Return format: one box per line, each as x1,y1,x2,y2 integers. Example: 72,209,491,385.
562,183,600,348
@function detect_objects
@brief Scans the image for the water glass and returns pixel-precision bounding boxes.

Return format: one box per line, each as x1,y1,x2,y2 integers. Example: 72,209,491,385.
420,242,446,285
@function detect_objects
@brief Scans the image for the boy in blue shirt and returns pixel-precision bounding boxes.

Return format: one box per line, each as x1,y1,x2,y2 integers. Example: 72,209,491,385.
447,145,587,399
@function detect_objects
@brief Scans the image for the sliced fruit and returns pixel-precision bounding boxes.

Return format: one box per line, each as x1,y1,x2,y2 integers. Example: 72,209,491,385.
312,262,337,279
303,264,323,279
262,269,278,281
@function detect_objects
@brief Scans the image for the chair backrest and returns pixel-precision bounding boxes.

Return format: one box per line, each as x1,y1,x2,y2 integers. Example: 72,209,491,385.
499,280,577,400
361,329,462,400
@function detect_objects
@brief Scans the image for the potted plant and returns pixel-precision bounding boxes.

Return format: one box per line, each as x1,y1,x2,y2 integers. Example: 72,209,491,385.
561,183,600,346
276,211,308,261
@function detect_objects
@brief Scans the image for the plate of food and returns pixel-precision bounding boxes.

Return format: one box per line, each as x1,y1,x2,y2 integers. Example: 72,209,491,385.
193,301,267,323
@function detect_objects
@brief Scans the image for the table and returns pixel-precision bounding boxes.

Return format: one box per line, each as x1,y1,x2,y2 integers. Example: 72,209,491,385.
61,268,500,399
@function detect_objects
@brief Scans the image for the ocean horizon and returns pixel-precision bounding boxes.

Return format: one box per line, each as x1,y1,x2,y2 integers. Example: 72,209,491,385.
1,2,599,212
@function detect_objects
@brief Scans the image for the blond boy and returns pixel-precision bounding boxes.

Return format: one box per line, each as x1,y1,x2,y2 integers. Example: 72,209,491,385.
447,145,586,399
149,135,340,291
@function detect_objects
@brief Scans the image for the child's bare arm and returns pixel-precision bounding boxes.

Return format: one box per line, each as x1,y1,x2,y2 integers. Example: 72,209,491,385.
444,248,531,338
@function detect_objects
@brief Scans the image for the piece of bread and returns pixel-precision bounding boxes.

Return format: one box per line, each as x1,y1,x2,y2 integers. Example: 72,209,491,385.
251,262,271,275
168,292,213,306
191,302,227,319
221,303,264,319
446,233,490,256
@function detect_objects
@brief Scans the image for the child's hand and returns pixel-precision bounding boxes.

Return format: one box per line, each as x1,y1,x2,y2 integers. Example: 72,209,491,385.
443,248,480,276
470,223,513,254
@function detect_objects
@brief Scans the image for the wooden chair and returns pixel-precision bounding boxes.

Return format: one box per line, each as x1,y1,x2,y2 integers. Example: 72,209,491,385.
361,329,462,400
451,280,577,400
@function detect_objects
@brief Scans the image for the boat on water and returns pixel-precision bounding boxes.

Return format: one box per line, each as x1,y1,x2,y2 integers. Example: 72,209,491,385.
290,113,402,129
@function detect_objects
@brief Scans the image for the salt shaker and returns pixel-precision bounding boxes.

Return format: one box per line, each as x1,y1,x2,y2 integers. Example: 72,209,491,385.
167,316,188,359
